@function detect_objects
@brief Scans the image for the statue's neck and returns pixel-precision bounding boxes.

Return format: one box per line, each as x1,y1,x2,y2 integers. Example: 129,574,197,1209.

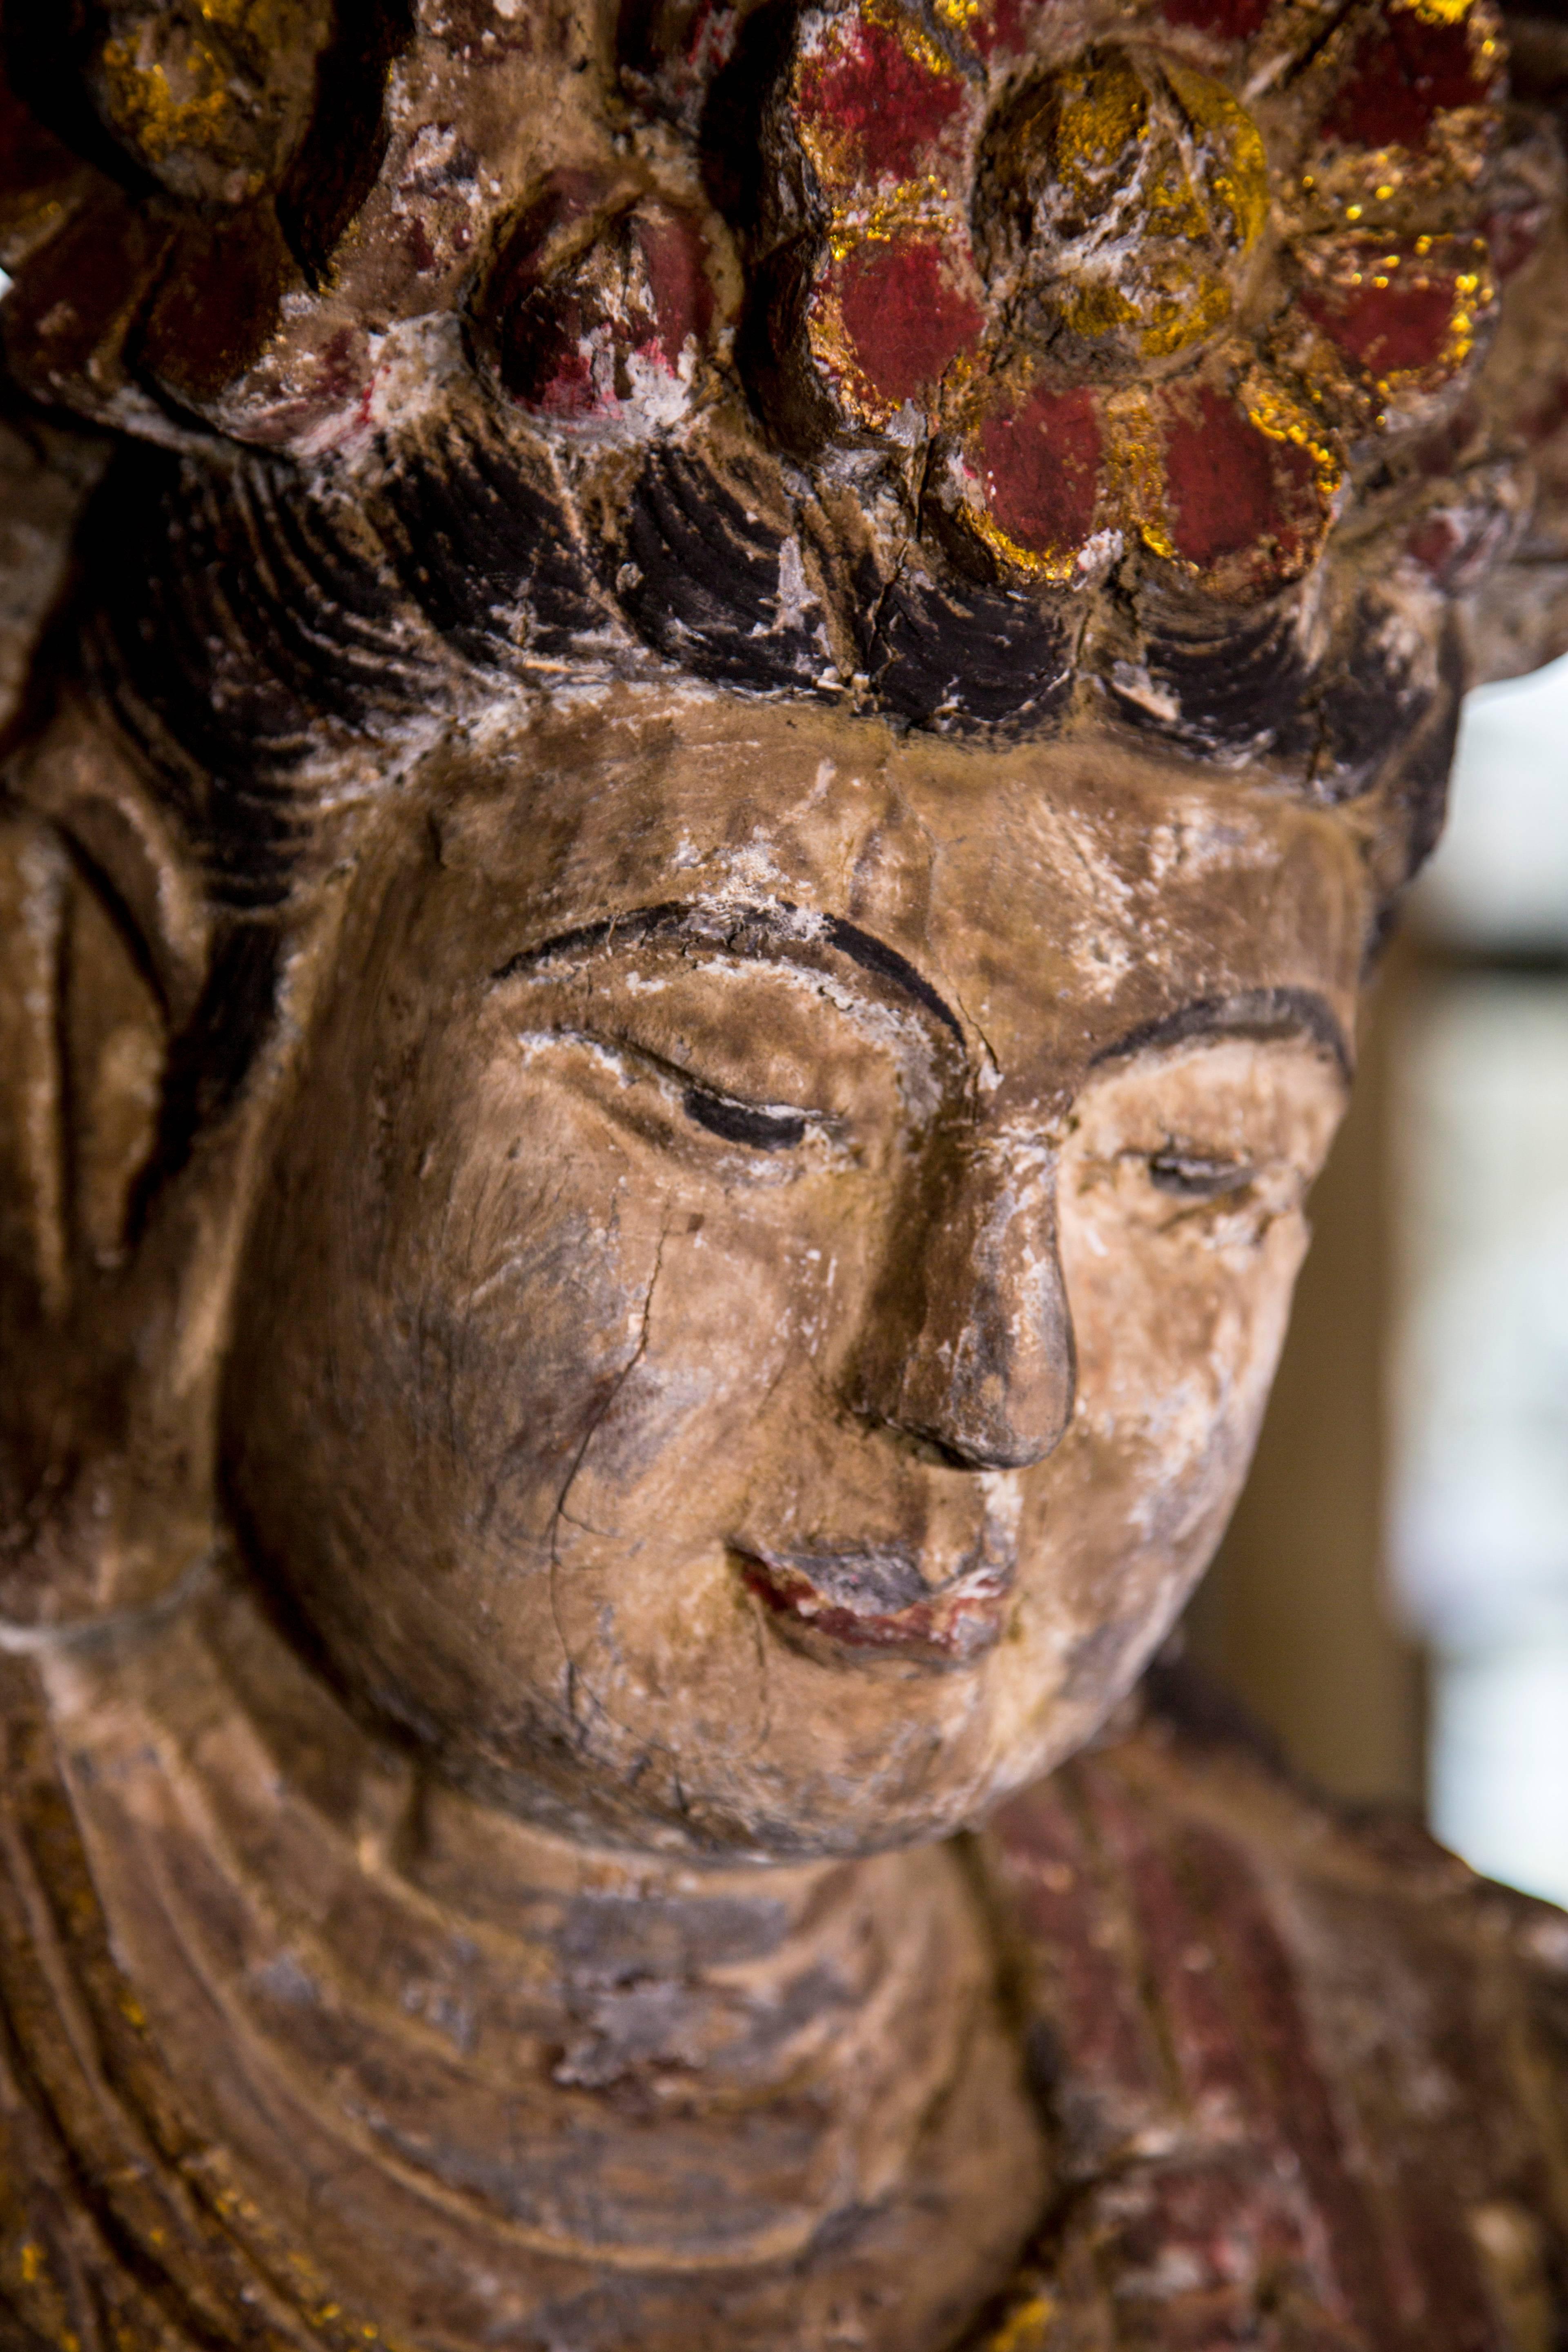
31,1573,1046,2351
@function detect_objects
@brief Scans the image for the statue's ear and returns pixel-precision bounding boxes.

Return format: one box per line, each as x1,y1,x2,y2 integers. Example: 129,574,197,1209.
0,699,222,1639
3,696,208,1312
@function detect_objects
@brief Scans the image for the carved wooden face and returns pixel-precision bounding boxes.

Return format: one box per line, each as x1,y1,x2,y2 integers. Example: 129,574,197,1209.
224,693,1361,1855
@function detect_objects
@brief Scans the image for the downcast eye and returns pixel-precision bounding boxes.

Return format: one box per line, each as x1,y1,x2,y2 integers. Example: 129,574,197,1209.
683,1088,808,1151
1147,1149,1255,1199
514,1021,826,1156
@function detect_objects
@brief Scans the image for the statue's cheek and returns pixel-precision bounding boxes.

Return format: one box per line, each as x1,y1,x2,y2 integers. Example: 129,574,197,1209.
1060,1192,1314,1548
383,1062,824,1563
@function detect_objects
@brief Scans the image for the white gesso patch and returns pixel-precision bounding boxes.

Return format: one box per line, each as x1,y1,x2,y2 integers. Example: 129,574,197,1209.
698,834,791,895
514,1029,636,1087
978,1467,1025,1551
1108,661,1180,722
622,342,698,432
1074,528,1125,584
359,313,471,445
1031,811,1138,997
775,536,811,632
1144,813,1277,886
1126,1368,1237,1544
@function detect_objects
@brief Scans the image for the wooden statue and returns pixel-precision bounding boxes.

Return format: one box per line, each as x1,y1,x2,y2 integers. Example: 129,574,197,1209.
1,0,1566,2341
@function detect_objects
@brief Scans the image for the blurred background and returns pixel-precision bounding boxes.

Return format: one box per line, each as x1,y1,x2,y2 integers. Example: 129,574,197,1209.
1187,657,1568,1907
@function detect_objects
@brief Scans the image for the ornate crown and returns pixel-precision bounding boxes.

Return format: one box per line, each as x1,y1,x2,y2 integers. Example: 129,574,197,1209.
0,0,1563,838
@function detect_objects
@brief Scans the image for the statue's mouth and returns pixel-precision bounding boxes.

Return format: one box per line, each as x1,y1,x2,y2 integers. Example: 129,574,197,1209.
734,1544,1013,1666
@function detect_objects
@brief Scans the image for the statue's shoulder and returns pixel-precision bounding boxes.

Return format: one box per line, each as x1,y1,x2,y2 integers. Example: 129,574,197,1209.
0,1662,145,2344
975,1659,1568,2352
0,1657,267,2352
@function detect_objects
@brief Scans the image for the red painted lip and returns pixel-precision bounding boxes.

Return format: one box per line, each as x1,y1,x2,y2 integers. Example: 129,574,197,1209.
735,1548,1013,1666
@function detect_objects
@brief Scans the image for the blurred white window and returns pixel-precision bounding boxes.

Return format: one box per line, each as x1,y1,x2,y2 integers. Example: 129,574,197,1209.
1390,656,1568,1905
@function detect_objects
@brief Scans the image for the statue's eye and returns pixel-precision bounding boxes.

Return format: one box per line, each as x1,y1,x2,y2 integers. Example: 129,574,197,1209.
1147,1149,1255,1199
513,1017,831,1158
682,1087,807,1151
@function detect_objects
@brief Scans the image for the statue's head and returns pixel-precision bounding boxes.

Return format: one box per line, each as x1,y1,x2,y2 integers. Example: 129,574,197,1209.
2,0,1562,1853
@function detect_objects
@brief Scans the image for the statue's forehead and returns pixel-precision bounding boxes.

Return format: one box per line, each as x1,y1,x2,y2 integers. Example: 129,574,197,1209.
422,697,1368,1029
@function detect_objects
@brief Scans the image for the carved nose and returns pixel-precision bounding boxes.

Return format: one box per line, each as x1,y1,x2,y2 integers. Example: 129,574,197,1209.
851,1139,1076,1472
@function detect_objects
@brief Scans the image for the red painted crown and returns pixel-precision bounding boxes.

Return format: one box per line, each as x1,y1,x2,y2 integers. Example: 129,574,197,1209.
737,0,1508,598
0,0,1548,625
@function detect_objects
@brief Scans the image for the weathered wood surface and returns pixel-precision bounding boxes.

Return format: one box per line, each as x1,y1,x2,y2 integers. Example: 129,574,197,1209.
2,0,1568,2341
0,1612,1563,2351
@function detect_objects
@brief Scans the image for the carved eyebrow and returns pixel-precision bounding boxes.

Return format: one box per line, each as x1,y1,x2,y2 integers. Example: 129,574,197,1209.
491,900,964,1043
1091,987,1352,1083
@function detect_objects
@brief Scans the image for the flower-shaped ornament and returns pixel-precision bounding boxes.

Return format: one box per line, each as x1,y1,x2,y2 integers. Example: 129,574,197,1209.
751,0,1505,597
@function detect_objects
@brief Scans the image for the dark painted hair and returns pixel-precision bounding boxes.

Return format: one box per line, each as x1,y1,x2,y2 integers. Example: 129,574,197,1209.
83,391,1460,921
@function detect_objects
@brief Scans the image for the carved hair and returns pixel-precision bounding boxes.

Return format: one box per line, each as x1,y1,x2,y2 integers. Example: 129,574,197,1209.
80,408,1466,924
5,0,1566,919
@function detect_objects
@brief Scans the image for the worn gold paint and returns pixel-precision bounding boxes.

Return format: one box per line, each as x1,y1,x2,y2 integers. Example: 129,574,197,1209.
1060,279,1142,340
1435,263,1485,377
1039,53,1270,364
985,2290,1058,2350
89,0,323,203
1049,47,1148,199
825,177,955,261
860,0,965,87
1243,372,1342,496
1104,387,1177,557
1135,267,1234,358
96,36,231,167
1165,63,1270,251
961,495,1088,582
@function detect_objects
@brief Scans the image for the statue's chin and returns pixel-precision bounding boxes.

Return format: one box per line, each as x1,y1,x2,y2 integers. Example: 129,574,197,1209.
285,1585,1167,1867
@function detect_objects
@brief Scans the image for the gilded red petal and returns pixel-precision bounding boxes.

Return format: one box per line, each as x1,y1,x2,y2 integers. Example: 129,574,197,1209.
970,0,1050,65
140,206,294,414
1,184,174,424
1322,10,1492,152
975,383,1101,565
796,12,969,186
1162,385,1321,578
1301,271,1459,383
831,233,984,410
632,209,715,372
481,181,713,422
